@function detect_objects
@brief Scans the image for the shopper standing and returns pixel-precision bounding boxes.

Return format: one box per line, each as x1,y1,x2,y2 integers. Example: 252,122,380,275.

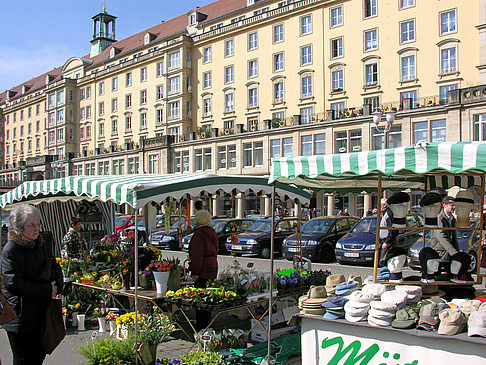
62,216,84,258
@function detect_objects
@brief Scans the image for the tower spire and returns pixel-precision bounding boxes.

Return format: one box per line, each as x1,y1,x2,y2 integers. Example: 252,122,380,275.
103,0,106,12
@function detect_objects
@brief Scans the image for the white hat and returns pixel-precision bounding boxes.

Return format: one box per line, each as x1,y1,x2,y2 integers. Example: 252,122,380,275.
396,285,422,295
381,290,408,309
468,310,486,337
348,290,374,304
344,301,370,317
368,315,393,327
362,284,387,299
368,308,396,320
370,300,397,313
345,312,367,323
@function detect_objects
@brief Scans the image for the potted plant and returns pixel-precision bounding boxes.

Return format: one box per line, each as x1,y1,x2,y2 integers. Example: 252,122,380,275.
92,307,108,332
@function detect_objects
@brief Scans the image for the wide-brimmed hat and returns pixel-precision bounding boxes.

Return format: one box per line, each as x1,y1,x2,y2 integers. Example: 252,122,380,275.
347,275,363,288
325,274,346,294
302,286,327,305
420,285,446,298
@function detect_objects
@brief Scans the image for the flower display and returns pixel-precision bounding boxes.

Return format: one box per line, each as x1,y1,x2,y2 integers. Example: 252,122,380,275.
92,307,108,318
105,312,119,321
165,286,240,304
116,311,139,326
146,256,181,273
126,307,176,349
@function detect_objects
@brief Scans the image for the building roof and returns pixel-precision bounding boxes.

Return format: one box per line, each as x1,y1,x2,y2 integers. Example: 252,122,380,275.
0,0,249,104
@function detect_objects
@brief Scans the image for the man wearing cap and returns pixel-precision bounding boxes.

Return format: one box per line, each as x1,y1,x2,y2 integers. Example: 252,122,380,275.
432,196,459,268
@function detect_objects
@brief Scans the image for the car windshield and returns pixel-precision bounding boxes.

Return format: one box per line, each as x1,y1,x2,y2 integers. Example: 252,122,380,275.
115,217,130,226
247,220,272,233
351,218,377,233
301,219,334,234
212,220,227,234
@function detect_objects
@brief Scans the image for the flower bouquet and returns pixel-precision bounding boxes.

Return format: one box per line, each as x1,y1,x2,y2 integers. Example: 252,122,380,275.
92,307,108,318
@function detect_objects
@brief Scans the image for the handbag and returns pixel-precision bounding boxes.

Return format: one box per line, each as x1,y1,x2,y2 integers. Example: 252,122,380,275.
0,292,16,325
38,257,56,282
41,298,65,354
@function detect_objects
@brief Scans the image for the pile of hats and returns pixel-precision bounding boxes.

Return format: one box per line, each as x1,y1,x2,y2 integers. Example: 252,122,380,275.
396,285,422,305
368,300,398,327
381,290,408,310
325,274,346,296
344,291,374,322
391,307,418,329
299,286,327,316
362,283,389,300
322,296,348,320
367,267,390,283
335,281,359,297
417,300,442,332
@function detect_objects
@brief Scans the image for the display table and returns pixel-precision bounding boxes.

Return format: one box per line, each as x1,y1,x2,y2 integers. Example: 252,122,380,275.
301,314,486,365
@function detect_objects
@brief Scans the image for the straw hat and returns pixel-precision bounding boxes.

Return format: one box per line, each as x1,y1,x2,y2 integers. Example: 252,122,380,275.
325,274,346,294
302,286,327,305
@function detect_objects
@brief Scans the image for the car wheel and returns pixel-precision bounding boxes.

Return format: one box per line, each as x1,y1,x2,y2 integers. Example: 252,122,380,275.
468,251,477,273
319,244,335,263
259,247,271,259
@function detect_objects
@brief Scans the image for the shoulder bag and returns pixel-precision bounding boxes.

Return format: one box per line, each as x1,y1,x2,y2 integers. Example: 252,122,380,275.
41,298,65,354
0,292,16,325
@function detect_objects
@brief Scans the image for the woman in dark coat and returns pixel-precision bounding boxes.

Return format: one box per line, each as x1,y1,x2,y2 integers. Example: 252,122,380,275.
189,209,218,331
1,204,63,364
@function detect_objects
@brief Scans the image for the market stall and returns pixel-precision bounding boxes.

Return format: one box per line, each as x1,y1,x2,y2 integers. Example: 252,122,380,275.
269,141,486,364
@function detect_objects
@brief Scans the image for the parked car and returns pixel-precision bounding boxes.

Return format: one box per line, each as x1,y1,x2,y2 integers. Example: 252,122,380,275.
225,217,306,259
115,215,143,232
407,220,480,272
181,218,255,253
282,216,359,263
150,217,195,250
335,214,423,265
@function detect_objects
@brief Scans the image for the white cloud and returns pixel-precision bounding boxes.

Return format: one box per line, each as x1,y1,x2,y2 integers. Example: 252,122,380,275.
0,44,80,92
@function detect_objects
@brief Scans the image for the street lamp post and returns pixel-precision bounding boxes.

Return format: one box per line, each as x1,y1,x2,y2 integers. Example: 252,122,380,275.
373,110,396,149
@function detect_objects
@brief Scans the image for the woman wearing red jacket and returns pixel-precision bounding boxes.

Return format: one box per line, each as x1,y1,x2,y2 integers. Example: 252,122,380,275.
189,209,218,331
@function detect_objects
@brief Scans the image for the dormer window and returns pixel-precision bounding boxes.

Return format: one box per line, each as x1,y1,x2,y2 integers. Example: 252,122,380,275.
189,13,197,26
22,85,30,94
110,48,115,58
144,32,156,45
248,0,255,5
45,75,55,85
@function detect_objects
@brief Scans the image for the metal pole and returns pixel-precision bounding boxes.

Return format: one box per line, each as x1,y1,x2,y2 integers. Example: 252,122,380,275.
373,173,383,283
134,204,139,364
266,183,277,365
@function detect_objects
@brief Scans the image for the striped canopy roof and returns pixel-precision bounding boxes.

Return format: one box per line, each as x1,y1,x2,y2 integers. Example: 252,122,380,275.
269,142,486,193
0,173,311,209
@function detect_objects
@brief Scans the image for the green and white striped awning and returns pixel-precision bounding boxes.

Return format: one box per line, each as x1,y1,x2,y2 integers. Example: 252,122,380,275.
269,142,486,193
0,173,311,209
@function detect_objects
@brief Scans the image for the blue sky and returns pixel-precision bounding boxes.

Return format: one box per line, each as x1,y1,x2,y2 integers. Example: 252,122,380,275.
0,0,205,92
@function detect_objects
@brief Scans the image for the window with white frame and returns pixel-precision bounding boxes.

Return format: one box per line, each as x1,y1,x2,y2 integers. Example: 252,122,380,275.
99,121,104,138
283,137,293,157
112,119,118,134
218,146,227,169
315,134,326,154
271,139,281,158
58,110,64,122
126,94,132,108
248,32,258,50
86,106,91,119
301,74,313,98
169,101,180,120
400,90,418,108
400,20,415,43
49,112,55,126
57,90,64,104
413,121,428,144
80,89,85,100
440,9,456,35
364,95,380,112
331,101,346,119
156,109,163,125
248,87,258,107
169,76,180,94
174,150,187,173
331,6,343,27
168,51,180,69
86,86,91,98
300,106,314,124
332,69,344,91
223,119,235,132
156,85,163,100
203,148,211,170
126,72,132,87
373,125,402,150
301,135,313,156
225,39,234,57
273,24,284,43
365,62,378,86
57,128,64,142
301,45,312,65
364,0,377,18
274,81,284,103
400,0,414,9
364,29,378,51
248,59,258,78
168,127,180,143
86,125,91,139
140,112,147,129
301,15,312,35
225,92,234,112
203,97,212,116
140,67,147,82
195,149,203,171
112,159,124,174
331,37,343,59
99,81,105,95
156,61,164,77
441,47,457,74
140,90,147,105
243,141,263,167
335,131,348,153
126,116,132,131
274,53,284,72
99,102,104,116
474,114,486,141
203,46,212,63
431,120,446,142
401,54,416,81
112,98,118,112
128,157,139,174
80,108,86,120
148,154,159,173
203,72,212,89
225,66,234,83
439,84,458,102
112,76,118,91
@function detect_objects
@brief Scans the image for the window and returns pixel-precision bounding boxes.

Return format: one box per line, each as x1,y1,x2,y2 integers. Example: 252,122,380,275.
203,72,212,89
86,125,91,139
364,95,380,112
48,93,55,107
243,142,263,167
156,85,163,100
99,121,104,138
86,106,91,119
413,121,428,144
156,61,164,77
315,134,326,155
331,6,343,27
20,126,24,136
364,0,377,18
221,145,236,168
140,90,147,105
301,135,313,156
203,97,212,116
274,53,284,72
169,76,180,94
301,15,312,35
431,120,446,142
168,51,180,69
274,81,284,103
126,94,132,108
218,146,228,169
331,102,346,119
203,47,212,63
439,84,458,102
274,24,284,43
126,116,132,131
99,81,105,95
400,0,414,9
80,108,86,120
301,74,313,98
128,157,139,174
203,148,212,170
248,87,258,107
248,60,258,78
126,72,132,86
112,76,118,91
225,93,234,112
148,154,159,173
441,47,457,74
350,130,362,152
112,119,118,134
36,104,40,115
195,149,203,171
283,137,293,157
474,114,486,141
400,20,415,43
112,98,118,112
248,32,258,50
28,107,32,118
112,159,124,175
87,86,92,99
301,45,312,65
36,137,40,151
331,38,343,58
364,29,378,51
99,102,104,116
332,69,344,91
156,109,163,125
335,131,348,153
57,90,64,104
373,125,402,150
140,67,147,82
225,66,234,83
169,101,180,120
300,106,314,124
365,63,378,86
140,112,147,129
225,39,234,57
401,55,416,81
271,139,281,158
440,9,456,35
400,90,418,108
